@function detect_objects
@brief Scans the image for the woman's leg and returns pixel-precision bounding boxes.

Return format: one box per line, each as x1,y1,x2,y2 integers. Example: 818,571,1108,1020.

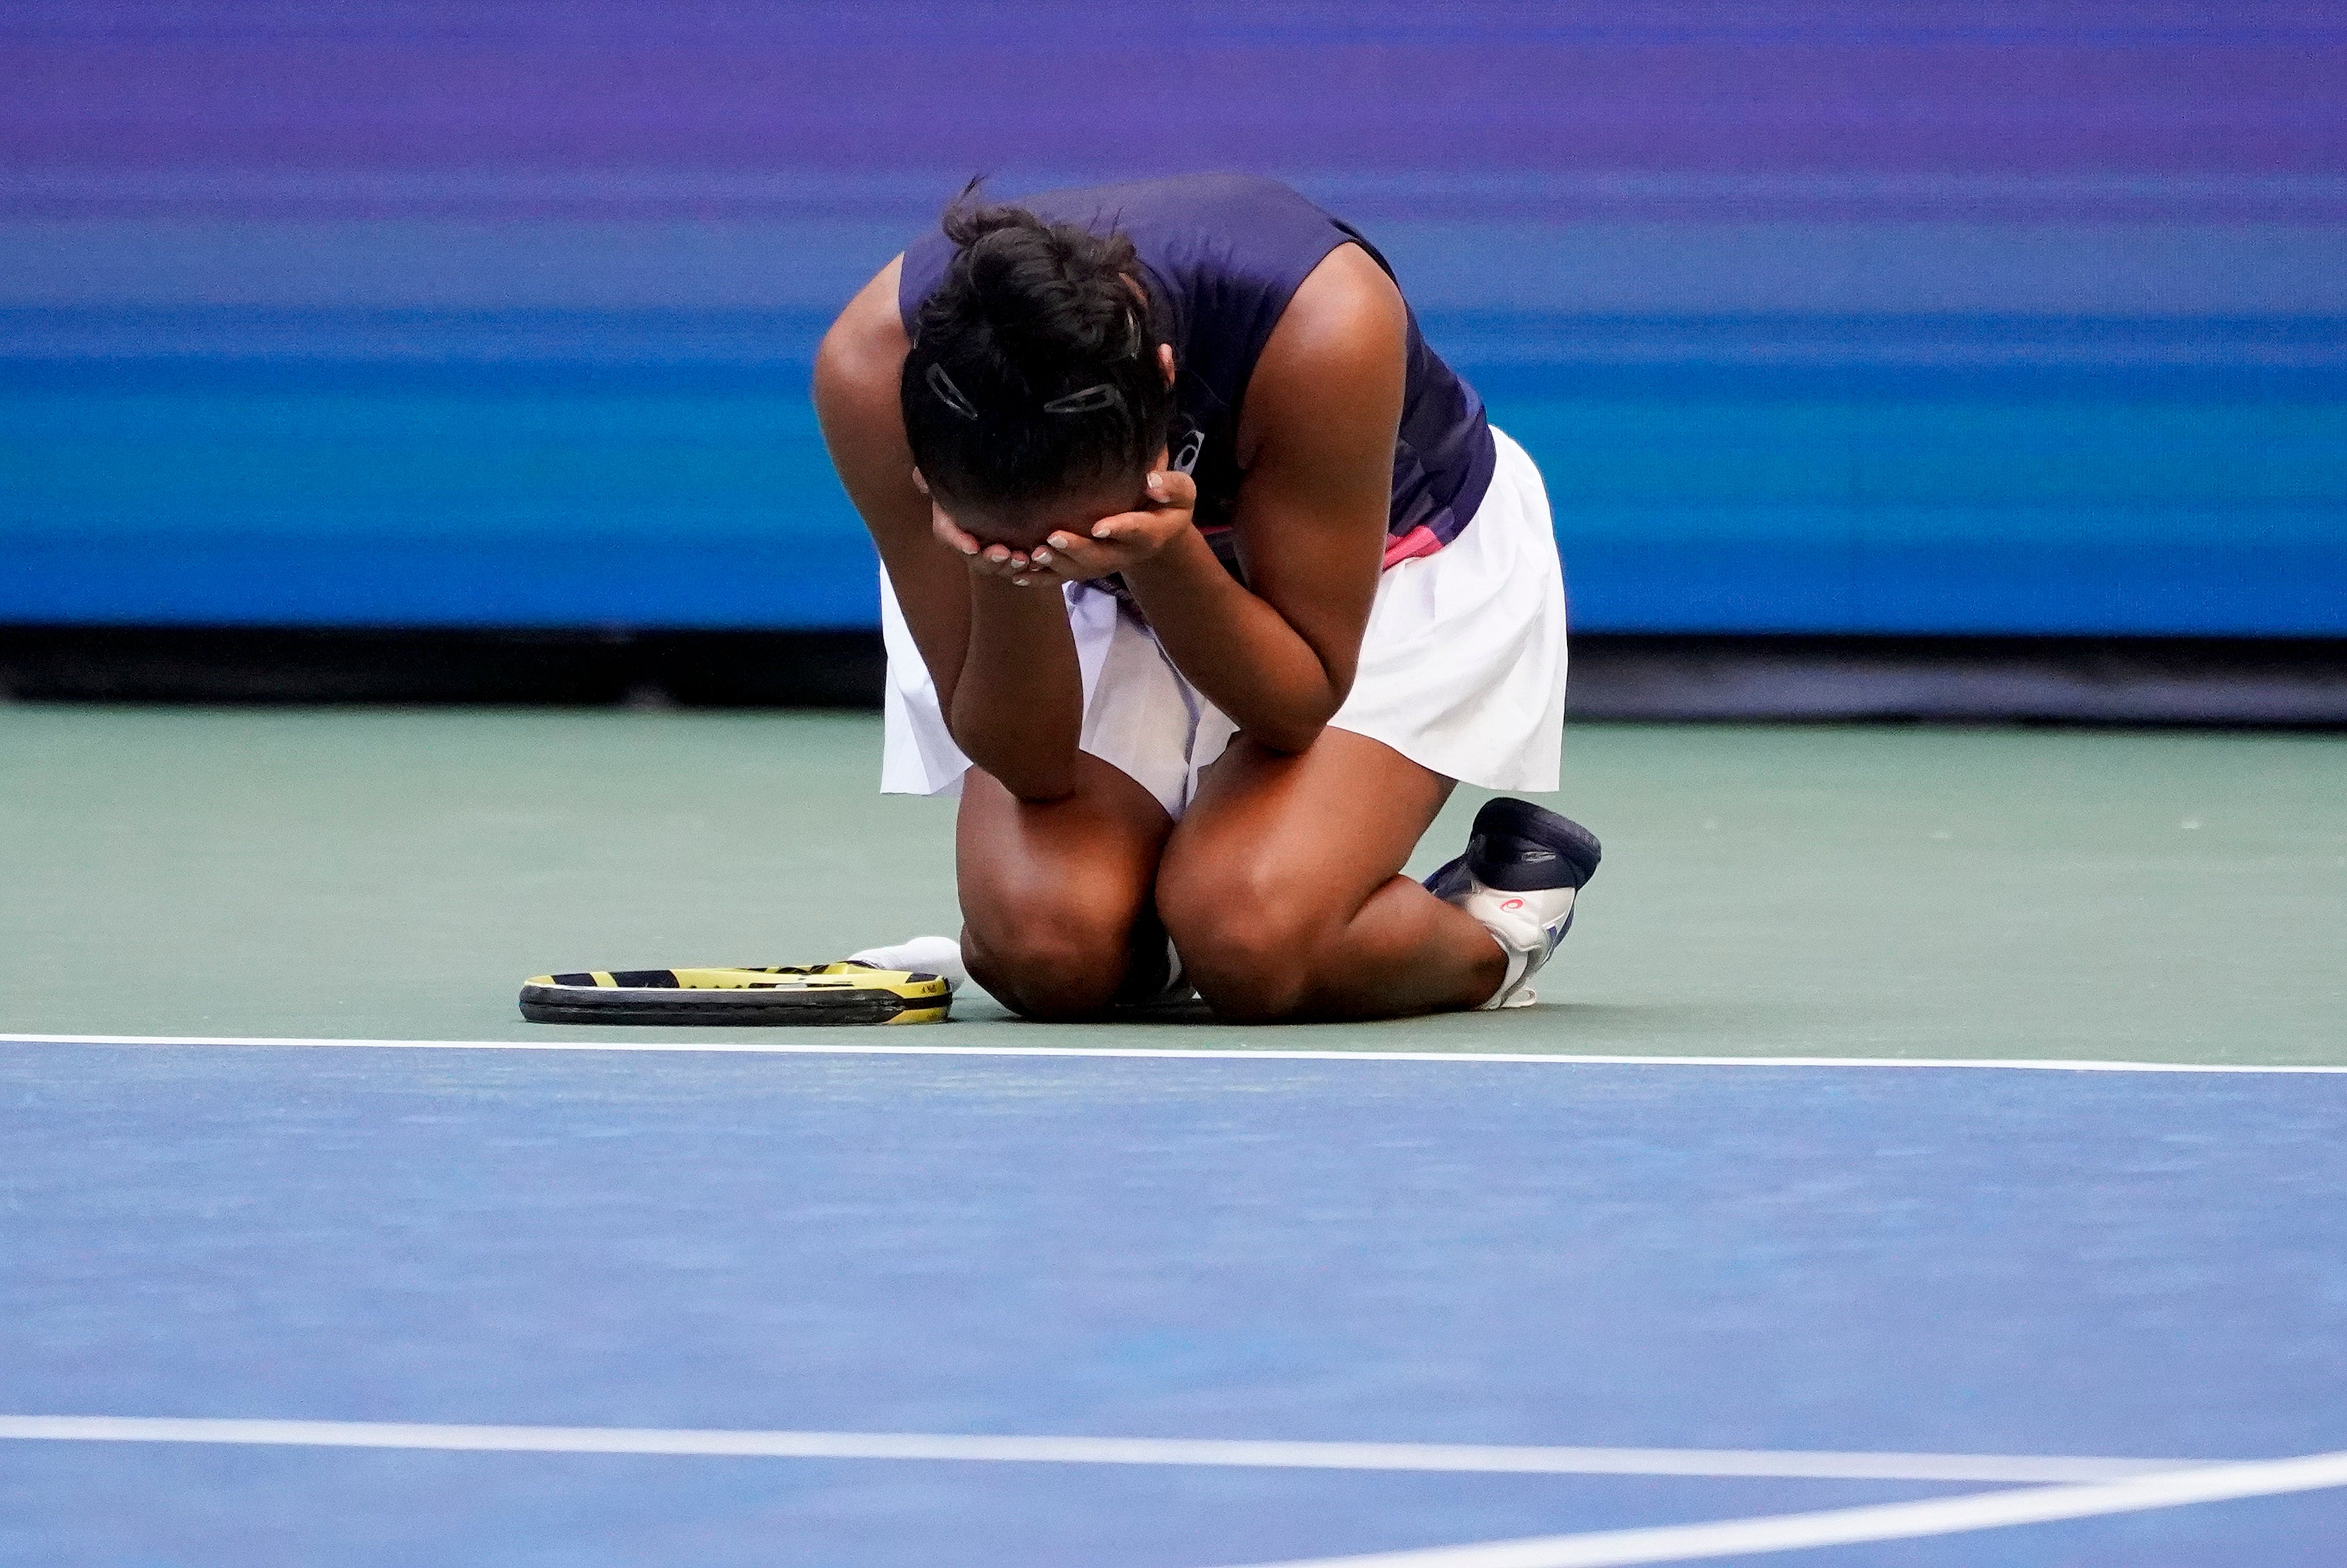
956,753,1177,1020
1156,727,1507,1022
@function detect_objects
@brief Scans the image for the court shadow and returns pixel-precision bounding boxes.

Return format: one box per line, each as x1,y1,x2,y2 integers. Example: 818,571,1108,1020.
958,994,1794,1043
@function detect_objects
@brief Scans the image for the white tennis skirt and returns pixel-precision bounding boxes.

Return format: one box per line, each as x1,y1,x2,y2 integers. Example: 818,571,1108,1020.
880,425,1568,819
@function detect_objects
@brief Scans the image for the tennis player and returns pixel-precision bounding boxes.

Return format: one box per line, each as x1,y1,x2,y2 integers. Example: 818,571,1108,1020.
815,174,1599,1022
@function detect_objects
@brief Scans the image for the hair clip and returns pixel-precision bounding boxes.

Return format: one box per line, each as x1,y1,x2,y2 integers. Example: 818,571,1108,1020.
925,363,980,421
1124,309,1145,358
1170,425,1204,475
1041,384,1123,416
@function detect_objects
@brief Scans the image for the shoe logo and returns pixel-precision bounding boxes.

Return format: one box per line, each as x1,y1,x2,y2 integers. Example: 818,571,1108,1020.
1501,898,1524,911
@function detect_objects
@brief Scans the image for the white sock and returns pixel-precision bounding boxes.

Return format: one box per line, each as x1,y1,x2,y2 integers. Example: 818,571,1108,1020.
1133,934,1193,1007
1488,947,1538,1009
846,935,967,994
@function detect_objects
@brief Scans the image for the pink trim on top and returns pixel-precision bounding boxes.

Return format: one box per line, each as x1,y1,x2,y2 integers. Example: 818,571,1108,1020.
1381,524,1444,569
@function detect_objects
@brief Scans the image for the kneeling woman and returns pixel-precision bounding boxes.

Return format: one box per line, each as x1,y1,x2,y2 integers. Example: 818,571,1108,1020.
815,174,1598,1022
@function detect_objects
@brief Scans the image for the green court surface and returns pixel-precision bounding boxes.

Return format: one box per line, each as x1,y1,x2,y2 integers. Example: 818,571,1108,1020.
1,705,2340,1064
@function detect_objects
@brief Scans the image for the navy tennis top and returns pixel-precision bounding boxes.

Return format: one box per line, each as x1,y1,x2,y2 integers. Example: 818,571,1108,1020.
898,173,1496,568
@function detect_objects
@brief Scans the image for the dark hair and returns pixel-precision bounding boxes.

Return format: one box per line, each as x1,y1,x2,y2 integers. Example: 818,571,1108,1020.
901,188,1173,508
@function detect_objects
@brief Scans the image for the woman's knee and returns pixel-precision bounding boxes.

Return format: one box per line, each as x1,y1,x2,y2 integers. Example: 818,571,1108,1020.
1158,863,1321,1024
961,894,1140,1022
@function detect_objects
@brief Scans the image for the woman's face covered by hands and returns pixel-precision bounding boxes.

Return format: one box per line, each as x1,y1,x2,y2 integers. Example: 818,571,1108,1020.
921,451,1194,589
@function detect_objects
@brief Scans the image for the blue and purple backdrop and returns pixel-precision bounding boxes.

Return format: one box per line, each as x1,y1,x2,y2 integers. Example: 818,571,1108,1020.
5,2,2343,634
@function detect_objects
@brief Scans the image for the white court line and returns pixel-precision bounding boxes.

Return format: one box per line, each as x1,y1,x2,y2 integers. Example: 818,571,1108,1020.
6,1033,2345,1074
1222,1450,2347,1568
0,1417,2181,1484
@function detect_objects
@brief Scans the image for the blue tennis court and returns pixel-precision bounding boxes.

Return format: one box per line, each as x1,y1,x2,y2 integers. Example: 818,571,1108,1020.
7,1035,2347,1566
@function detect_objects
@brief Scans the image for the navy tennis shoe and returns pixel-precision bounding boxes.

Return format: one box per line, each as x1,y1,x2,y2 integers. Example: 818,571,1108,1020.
1424,797,1603,1009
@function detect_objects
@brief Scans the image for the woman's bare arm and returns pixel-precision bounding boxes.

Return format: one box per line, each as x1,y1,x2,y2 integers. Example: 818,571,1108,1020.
812,260,1085,799
1083,244,1404,753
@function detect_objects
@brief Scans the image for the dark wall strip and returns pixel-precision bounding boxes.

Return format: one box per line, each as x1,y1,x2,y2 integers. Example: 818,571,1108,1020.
3,627,2344,727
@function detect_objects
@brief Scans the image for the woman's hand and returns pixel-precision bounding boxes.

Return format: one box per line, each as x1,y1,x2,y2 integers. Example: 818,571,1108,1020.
1026,469,1197,587
931,508,1050,588
930,469,1196,589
